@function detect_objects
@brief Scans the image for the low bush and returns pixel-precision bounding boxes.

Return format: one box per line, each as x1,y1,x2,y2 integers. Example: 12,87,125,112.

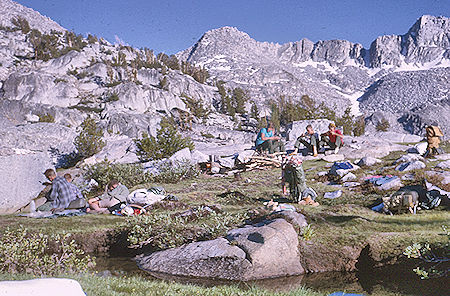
216,190,255,205
0,227,94,275
376,117,390,132
84,160,152,189
124,210,249,250
353,115,366,136
38,113,55,123
105,92,119,102
153,160,200,184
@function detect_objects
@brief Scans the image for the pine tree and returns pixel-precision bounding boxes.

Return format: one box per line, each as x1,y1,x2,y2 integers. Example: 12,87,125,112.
232,87,248,114
338,107,354,135
134,117,195,161
250,101,259,119
74,117,105,158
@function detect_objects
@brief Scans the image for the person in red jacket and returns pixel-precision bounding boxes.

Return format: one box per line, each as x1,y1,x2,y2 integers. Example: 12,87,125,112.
320,122,344,154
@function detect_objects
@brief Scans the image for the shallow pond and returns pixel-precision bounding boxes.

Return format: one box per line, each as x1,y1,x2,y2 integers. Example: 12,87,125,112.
94,257,449,296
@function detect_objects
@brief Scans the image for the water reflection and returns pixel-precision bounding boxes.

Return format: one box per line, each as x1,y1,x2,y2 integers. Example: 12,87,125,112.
94,257,450,296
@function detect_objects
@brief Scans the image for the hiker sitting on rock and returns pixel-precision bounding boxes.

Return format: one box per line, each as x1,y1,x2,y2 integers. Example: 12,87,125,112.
87,180,129,213
255,122,285,155
37,169,79,212
424,124,444,158
292,124,320,157
320,122,344,154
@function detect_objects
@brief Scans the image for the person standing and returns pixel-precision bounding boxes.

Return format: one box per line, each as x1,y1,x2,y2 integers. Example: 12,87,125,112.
424,124,444,157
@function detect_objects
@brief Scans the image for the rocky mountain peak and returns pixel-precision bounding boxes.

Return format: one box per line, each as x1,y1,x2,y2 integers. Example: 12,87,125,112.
0,0,65,33
201,26,253,42
181,26,277,63
405,15,450,48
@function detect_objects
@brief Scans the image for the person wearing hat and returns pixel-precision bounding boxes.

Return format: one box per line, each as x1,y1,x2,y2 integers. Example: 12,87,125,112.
320,122,344,154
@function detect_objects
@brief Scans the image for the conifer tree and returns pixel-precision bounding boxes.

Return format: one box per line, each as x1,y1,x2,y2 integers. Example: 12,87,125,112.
74,117,105,158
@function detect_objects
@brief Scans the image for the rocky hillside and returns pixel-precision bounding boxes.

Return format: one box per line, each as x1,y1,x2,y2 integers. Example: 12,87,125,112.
0,0,64,33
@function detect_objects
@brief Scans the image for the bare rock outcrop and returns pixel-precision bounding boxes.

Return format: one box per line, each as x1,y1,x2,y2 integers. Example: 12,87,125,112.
137,219,304,280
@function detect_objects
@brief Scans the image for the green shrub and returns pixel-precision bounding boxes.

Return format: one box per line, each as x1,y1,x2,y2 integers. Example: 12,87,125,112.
181,61,209,83
300,225,316,241
38,113,55,123
74,117,105,158
216,82,250,116
29,30,87,61
106,92,119,102
336,107,354,135
165,54,180,70
267,95,337,128
216,191,254,205
403,225,449,279
153,160,200,184
201,132,215,139
124,210,249,250
11,16,30,34
250,101,259,120
0,226,95,275
134,117,195,162
353,115,366,136
111,51,127,67
87,34,98,44
54,78,67,84
84,160,152,189
181,94,210,119
67,68,78,76
376,117,390,132
105,80,121,87
158,76,168,90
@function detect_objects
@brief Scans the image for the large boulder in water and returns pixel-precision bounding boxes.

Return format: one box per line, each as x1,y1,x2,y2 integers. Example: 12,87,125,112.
137,218,304,280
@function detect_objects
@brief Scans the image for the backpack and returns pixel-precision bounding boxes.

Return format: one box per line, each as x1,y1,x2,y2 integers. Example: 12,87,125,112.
420,190,442,210
382,190,419,214
426,126,444,137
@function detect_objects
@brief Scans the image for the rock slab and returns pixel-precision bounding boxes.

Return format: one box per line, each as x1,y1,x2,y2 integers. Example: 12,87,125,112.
137,218,304,280
0,150,53,214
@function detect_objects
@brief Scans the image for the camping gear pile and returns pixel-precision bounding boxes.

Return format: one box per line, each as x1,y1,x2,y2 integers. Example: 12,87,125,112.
204,151,285,176
110,186,178,216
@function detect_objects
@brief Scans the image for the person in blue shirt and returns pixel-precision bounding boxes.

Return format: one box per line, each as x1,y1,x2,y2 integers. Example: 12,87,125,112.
255,122,285,154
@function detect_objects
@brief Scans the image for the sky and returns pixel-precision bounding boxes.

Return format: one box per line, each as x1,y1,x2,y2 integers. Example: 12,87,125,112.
16,0,450,54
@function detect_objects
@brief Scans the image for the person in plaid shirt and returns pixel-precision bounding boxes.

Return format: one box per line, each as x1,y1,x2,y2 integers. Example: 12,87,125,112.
37,169,78,212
